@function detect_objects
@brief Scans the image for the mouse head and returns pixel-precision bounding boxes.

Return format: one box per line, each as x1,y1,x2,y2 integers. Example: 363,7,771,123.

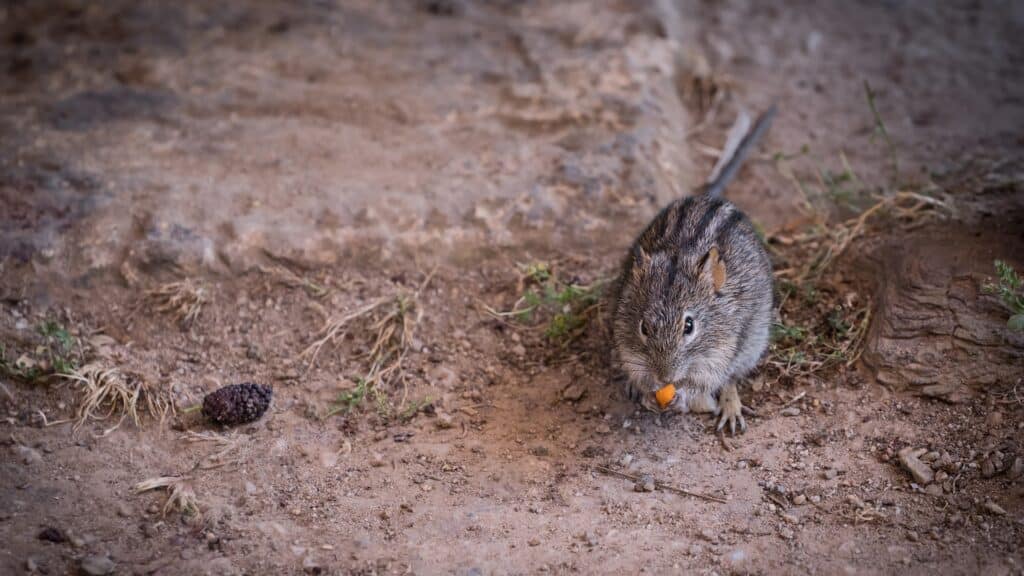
613,243,731,390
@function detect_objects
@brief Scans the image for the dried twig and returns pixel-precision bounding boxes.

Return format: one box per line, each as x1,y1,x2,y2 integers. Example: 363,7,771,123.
594,466,728,504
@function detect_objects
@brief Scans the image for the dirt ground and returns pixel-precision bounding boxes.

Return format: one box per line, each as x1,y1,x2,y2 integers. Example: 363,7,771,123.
2,1,1023,574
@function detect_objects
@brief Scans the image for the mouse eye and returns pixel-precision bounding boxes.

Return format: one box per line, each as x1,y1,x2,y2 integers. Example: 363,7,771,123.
639,319,651,339
683,316,695,335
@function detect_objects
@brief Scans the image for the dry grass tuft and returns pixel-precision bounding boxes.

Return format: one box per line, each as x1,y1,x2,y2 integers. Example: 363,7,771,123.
60,363,172,436
183,430,244,470
298,269,435,417
134,476,200,517
258,264,329,298
147,280,207,328
766,145,950,387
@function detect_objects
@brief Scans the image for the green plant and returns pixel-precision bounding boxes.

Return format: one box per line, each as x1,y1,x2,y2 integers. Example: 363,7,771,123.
521,263,605,345
38,320,79,375
0,320,81,382
984,260,1024,331
327,379,370,417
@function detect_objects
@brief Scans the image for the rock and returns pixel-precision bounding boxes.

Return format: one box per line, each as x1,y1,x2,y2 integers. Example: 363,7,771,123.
780,407,801,417
985,411,1003,429
898,447,934,485
934,470,949,483
634,474,655,493
823,468,838,480
528,538,540,547
793,494,807,506
860,229,1024,394
511,343,527,357
25,557,38,572
619,454,633,467
37,527,66,543
924,483,944,496
79,555,116,576
369,452,386,467
116,503,132,518
906,531,919,542
435,412,454,429
428,366,458,389
596,423,611,434
981,457,997,478
302,556,322,574
778,527,795,540
982,501,1007,515
562,383,586,402
15,445,42,465
1008,457,1023,480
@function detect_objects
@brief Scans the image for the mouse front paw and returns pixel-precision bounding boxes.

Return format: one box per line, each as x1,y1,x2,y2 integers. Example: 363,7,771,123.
715,382,748,435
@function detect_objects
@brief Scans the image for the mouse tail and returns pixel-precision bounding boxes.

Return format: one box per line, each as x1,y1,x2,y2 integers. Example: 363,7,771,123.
700,105,777,199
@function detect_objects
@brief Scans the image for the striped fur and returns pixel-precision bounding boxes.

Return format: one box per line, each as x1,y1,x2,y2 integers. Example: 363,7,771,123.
610,108,776,417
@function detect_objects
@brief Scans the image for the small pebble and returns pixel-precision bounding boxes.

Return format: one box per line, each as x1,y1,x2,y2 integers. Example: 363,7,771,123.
982,501,1007,516
1008,457,1023,480
435,412,454,429
79,555,116,576
528,538,540,547
780,407,801,417
369,453,386,467
792,494,807,506
898,447,934,485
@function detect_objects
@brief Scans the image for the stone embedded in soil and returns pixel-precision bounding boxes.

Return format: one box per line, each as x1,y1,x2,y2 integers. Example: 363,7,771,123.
1008,457,1023,480
435,412,454,429
562,382,586,402
16,445,43,465
37,526,66,543
982,501,1007,516
79,555,116,576
898,447,934,485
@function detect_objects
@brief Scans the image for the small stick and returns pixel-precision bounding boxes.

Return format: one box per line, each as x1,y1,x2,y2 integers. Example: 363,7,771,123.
783,391,806,406
594,465,728,504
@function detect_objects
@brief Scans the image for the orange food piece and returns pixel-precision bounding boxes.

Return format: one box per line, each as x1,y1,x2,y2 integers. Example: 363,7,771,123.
654,384,676,409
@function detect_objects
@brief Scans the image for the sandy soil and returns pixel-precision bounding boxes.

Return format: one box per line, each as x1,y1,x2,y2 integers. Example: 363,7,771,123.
1,1,1022,575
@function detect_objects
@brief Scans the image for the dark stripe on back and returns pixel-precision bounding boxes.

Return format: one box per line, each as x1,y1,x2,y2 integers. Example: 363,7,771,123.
714,210,745,245
691,198,724,244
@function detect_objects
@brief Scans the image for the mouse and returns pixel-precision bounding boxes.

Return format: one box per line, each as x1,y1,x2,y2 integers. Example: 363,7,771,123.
609,106,777,434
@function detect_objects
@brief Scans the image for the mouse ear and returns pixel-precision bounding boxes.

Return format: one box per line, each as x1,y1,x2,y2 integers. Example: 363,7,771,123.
631,246,652,281
701,246,727,293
